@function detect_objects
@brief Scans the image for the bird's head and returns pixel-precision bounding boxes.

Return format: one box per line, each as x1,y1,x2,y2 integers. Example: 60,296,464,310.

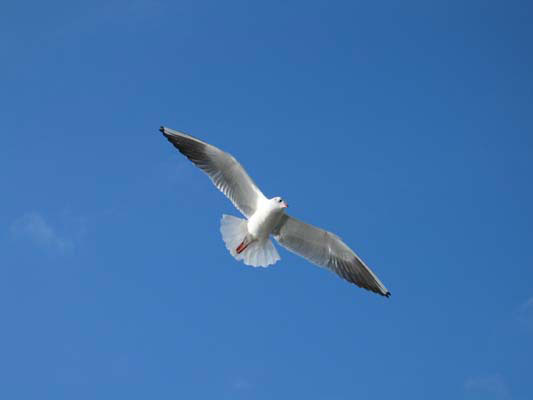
271,196,288,209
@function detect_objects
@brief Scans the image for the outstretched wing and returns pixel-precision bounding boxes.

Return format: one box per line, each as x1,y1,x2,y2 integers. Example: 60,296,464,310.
160,126,266,218
273,215,390,297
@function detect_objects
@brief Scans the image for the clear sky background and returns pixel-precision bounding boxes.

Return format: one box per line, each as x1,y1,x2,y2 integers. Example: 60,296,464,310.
1,1,532,399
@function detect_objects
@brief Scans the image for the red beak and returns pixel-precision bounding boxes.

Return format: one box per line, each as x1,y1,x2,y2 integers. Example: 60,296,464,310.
282,202,288,208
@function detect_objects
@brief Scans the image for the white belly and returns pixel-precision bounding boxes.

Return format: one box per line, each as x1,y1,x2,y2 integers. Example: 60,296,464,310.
247,204,284,241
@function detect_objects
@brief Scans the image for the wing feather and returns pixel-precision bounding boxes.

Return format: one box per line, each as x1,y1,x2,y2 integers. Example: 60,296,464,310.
160,126,266,217
274,215,390,297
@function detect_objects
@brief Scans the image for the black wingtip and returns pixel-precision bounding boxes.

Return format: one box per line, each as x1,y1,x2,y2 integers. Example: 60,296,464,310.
385,291,391,298
159,126,165,134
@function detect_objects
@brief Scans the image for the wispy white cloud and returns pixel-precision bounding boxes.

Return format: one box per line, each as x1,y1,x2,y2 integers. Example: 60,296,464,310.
509,297,533,334
10,212,73,253
232,377,252,391
516,297,533,327
521,298,533,309
465,374,509,399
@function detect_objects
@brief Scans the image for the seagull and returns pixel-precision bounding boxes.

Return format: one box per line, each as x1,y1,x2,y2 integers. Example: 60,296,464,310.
159,126,391,297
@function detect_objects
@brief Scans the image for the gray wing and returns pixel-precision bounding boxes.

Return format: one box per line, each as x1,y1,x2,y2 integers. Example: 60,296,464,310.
273,215,390,297
160,126,266,218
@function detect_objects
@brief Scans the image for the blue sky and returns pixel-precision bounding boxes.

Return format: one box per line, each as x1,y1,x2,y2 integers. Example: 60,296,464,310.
2,1,532,398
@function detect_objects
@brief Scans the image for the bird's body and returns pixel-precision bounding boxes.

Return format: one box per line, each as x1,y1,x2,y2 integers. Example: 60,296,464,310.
247,197,287,241
158,126,391,297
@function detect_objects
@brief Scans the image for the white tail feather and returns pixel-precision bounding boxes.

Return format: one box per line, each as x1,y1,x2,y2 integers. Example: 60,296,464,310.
220,214,280,268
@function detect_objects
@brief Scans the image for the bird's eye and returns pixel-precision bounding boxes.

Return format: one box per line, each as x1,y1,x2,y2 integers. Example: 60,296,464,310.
278,198,282,203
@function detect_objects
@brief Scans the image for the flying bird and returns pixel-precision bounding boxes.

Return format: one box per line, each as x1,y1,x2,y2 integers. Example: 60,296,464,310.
159,126,390,297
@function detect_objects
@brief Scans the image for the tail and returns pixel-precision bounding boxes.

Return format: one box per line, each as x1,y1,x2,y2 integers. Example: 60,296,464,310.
220,214,280,268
